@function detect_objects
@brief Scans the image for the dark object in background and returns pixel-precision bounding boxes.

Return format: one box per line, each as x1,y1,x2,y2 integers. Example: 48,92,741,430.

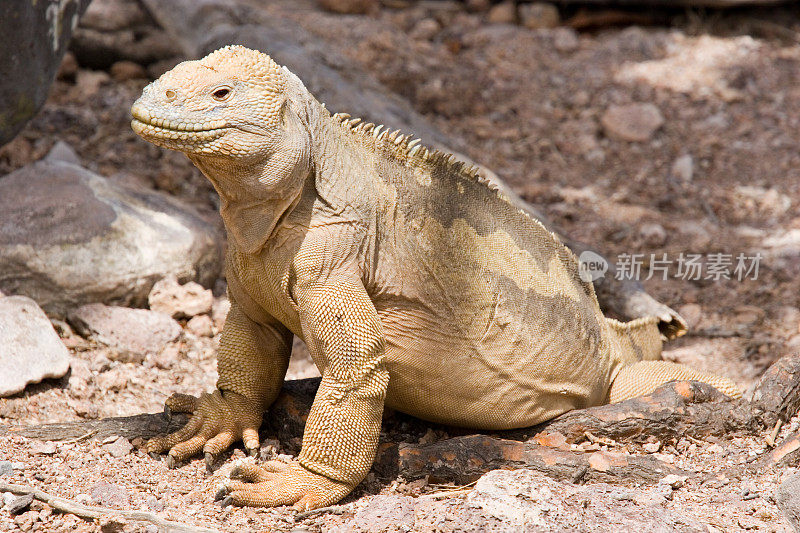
0,0,91,148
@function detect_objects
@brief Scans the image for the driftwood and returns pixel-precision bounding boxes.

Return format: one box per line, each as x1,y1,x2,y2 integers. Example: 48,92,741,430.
391,435,688,485
8,354,800,488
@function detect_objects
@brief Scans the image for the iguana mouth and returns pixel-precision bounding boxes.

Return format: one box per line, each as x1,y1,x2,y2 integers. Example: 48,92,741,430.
130,104,229,141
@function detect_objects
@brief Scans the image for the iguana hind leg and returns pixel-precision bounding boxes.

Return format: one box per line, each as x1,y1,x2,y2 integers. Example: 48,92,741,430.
610,360,741,403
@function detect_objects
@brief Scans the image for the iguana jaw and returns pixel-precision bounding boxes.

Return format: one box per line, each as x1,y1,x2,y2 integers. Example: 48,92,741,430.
130,102,231,153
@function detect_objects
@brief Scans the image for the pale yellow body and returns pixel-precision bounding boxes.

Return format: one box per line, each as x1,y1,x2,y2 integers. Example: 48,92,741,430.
132,46,740,511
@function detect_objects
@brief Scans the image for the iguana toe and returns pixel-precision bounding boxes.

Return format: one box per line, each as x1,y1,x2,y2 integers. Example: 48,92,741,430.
145,390,263,466
219,462,351,510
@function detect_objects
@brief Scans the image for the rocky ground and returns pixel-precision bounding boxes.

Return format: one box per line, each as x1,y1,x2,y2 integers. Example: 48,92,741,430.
2,0,800,531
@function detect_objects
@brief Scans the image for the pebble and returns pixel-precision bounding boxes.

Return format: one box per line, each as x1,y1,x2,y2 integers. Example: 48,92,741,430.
318,0,377,14
0,461,12,476
552,28,580,53
601,103,664,142
186,314,215,337
30,441,57,455
7,493,34,515
677,304,702,330
671,154,694,182
409,18,441,41
639,223,667,247
91,481,130,509
110,60,147,81
660,474,687,489
148,276,214,319
487,1,517,24
519,2,560,30
103,437,134,458
3,492,15,507
643,441,661,453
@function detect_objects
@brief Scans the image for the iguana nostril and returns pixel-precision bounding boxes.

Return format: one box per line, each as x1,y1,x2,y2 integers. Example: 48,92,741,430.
165,89,177,101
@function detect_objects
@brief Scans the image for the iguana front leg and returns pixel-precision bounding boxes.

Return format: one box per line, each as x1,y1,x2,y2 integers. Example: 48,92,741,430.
146,300,292,467
217,273,389,511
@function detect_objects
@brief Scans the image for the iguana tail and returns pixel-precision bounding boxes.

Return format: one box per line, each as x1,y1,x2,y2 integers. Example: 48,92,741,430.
605,316,663,364
604,317,741,402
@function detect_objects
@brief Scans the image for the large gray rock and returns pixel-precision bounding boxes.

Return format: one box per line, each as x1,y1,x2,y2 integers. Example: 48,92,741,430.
0,160,223,317
466,469,705,532
776,472,800,531
0,0,91,147
0,296,70,397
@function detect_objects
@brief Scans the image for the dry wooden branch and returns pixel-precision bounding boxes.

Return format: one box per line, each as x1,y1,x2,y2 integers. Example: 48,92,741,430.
394,434,688,486
0,482,219,533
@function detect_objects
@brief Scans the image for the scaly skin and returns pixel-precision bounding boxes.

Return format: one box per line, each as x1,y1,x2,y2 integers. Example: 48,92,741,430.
131,45,740,511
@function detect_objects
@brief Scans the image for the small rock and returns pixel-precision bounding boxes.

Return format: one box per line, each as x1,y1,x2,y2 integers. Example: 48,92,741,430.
69,304,181,357
487,1,517,24
7,494,34,515
660,474,687,489
110,60,147,81
409,18,441,41
30,441,57,455
3,491,15,507
519,3,560,30
0,461,12,476
552,28,579,53
318,0,377,15
150,343,180,370
671,154,694,182
95,368,128,392
44,140,81,166
186,314,214,337
643,441,661,453
707,443,725,455
103,437,133,458
0,296,71,397
148,276,214,319
211,297,231,329
635,484,672,506
677,304,702,330
652,452,674,464
601,103,664,142
73,70,111,98
57,52,79,81
465,0,491,12
91,481,130,509
98,514,128,533
80,0,148,31
639,223,667,247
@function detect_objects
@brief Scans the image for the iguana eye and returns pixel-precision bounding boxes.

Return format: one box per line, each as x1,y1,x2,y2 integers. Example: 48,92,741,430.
211,86,232,101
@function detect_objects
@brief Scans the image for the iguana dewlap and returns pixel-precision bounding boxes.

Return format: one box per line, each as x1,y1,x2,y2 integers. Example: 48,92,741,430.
131,46,739,510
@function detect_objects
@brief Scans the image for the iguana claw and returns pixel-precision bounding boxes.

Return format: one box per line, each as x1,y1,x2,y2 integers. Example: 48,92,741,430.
145,390,263,467
218,460,352,510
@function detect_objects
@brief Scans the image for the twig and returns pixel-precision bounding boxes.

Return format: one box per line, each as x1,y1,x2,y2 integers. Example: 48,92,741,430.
584,431,619,447
0,483,219,533
59,430,98,445
766,419,783,448
293,504,349,522
419,488,473,500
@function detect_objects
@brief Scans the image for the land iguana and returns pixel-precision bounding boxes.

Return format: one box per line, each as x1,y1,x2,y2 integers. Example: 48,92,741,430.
130,46,740,511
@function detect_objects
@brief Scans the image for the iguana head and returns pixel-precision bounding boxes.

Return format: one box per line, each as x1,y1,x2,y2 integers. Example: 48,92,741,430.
131,45,288,159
